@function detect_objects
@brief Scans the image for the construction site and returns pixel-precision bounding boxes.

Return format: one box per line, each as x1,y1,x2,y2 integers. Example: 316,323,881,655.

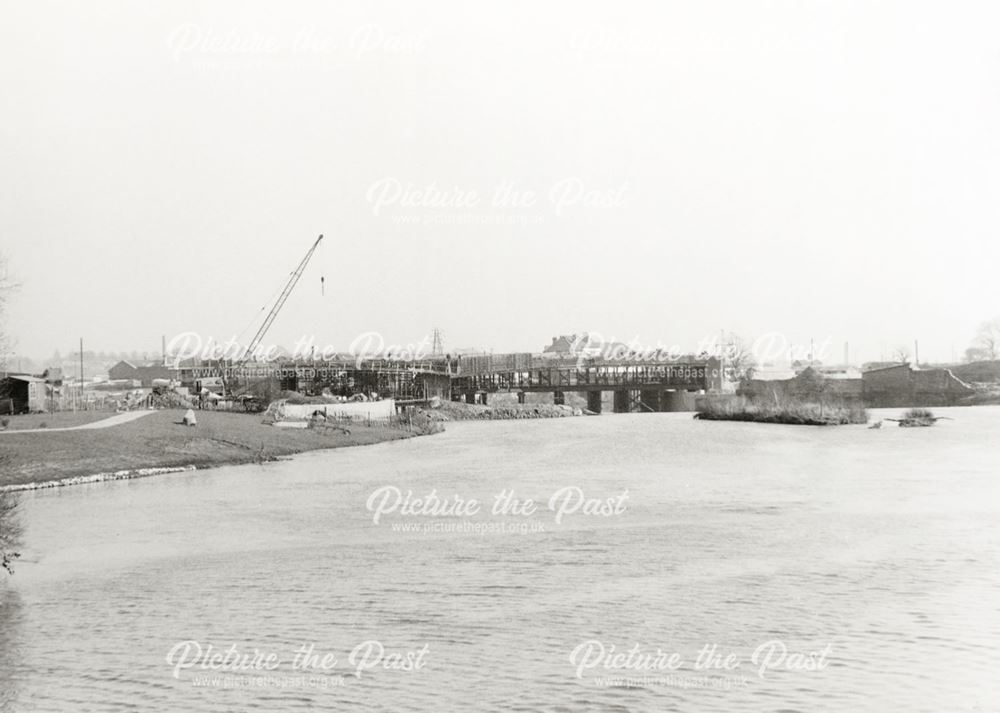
2,234,723,417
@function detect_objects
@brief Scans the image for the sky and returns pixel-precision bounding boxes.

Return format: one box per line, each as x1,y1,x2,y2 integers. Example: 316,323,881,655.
2,0,999,365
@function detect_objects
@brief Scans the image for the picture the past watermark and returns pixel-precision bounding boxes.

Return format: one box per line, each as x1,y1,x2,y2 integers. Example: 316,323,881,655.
570,639,834,688
366,486,629,532
166,640,430,690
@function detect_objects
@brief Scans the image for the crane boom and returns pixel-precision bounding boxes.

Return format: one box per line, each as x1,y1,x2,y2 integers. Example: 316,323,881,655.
240,234,323,363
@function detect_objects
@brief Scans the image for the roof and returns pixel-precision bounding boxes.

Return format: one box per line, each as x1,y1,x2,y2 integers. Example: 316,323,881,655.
3,374,46,383
543,335,580,353
864,364,911,374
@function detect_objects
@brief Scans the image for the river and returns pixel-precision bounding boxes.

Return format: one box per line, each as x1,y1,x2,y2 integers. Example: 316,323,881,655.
2,407,998,711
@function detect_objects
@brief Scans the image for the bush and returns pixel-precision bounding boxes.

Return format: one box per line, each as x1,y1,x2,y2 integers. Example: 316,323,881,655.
0,418,7,428
38,421,47,429
0,491,22,575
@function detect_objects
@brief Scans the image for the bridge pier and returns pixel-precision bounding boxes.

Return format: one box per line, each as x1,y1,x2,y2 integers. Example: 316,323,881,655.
553,391,565,406
613,390,629,413
465,393,476,405
661,390,696,412
517,392,525,404
586,391,602,414
639,389,660,412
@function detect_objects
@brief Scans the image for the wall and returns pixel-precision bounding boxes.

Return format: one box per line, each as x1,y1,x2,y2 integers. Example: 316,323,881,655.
864,365,973,407
740,368,863,404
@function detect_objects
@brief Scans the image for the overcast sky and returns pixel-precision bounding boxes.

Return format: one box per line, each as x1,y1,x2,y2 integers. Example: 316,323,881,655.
2,0,998,364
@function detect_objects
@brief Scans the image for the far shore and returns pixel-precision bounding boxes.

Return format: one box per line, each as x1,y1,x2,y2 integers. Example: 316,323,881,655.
0,410,419,491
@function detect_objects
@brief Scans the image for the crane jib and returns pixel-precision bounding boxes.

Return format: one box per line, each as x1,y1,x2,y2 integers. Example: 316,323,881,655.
240,234,323,364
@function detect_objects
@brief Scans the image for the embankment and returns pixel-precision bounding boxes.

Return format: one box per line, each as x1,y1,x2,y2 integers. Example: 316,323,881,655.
0,410,419,490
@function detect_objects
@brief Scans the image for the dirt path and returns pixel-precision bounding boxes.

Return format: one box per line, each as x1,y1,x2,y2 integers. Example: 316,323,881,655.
0,410,155,434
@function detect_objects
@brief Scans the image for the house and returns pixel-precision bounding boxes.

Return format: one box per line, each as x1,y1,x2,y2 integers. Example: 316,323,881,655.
543,335,583,355
108,360,178,387
0,374,49,413
542,333,631,359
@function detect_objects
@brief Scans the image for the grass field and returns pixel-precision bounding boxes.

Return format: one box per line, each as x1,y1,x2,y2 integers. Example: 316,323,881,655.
0,412,113,431
0,410,416,488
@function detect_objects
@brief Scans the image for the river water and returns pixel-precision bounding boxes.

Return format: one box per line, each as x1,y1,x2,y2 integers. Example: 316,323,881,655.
2,408,998,712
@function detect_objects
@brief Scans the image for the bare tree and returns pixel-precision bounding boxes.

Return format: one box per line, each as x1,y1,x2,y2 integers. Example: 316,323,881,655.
970,316,1000,361
0,254,17,373
890,345,911,364
722,332,757,383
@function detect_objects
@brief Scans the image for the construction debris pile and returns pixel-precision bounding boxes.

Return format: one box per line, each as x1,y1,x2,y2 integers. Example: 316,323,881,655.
148,391,195,410
416,400,582,422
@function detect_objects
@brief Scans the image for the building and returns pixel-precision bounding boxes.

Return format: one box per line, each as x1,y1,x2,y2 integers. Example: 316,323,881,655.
0,374,49,413
108,360,178,387
740,364,973,408
543,335,584,355
542,333,632,359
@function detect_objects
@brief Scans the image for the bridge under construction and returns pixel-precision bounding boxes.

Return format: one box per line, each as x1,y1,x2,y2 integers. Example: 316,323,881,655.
181,353,723,413
189,235,722,412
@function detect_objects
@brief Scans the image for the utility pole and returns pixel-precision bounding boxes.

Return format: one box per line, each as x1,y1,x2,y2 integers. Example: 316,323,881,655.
914,339,919,367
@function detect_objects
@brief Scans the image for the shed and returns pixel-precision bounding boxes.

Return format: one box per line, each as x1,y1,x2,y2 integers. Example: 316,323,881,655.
0,374,49,413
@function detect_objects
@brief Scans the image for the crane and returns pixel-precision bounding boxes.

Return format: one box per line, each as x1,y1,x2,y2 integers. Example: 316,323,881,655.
239,234,324,364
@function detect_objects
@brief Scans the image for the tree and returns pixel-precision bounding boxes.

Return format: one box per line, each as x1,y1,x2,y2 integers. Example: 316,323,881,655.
0,254,17,373
890,346,911,364
970,316,1000,361
722,332,757,383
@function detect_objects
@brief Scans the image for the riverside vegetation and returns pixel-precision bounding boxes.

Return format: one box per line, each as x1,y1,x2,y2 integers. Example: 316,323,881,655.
695,395,869,426
0,490,20,574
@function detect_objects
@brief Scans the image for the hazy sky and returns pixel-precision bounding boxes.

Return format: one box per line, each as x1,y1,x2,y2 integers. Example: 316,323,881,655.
2,0,998,364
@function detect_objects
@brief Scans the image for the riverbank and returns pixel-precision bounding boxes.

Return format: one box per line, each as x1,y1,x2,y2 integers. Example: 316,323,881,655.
0,412,113,431
695,396,868,425
0,410,418,490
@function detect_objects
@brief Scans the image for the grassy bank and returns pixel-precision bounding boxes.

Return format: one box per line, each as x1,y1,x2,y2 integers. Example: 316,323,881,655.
0,412,112,431
0,410,418,489
695,396,868,426
959,383,1000,406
